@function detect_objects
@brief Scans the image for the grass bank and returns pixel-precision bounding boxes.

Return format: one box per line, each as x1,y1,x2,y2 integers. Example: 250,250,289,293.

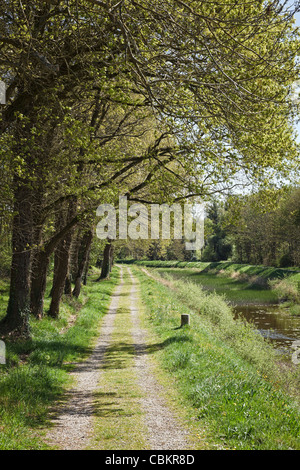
0,268,119,450
133,266,300,450
120,259,300,279
119,260,300,306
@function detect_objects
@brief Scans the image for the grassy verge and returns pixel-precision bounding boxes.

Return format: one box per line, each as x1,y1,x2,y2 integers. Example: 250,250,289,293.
133,266,300,450
119,260,300,306
120,260,300,280
269,277,300,312
152,267,278,305
0,267,120,450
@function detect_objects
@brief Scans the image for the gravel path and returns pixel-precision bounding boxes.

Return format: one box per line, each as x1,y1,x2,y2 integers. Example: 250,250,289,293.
46,266,192,450
46,268,124,450
127,267,191,450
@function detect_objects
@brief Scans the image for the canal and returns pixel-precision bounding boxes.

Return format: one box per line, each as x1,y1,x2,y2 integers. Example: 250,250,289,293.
234,304,300,355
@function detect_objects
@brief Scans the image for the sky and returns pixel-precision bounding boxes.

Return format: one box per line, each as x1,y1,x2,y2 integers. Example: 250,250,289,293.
291,3,300,140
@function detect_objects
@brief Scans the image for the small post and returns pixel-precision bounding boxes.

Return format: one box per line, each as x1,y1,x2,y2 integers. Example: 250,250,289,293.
0,340,6,365
181,314,190,327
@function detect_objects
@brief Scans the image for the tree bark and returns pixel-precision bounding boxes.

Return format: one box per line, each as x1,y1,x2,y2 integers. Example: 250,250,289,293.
0,179,33,338
82,254,90,286
48,234,72,318
30,206,84,317
30,250,50,319
98,240,113,280
65,227,81,294
30,209,48,318
72,230,93,298
64,275,72,296
48,199,77,318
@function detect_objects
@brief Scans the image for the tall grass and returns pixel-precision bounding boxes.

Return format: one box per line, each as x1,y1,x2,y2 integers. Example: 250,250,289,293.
134,266,300,450
269,277,300,307
156,267,278,305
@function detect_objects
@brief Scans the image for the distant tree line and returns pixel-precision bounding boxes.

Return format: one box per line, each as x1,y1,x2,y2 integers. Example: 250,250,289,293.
122,188,300,267
115,237,194,262
202,188,300,267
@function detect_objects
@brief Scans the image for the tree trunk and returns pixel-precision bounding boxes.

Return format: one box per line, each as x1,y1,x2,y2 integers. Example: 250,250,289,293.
98,241,113,280
82,247,91,286
30,204,82,317
48,199,77,318
73,229,93,298
30,213,47,318
0,180,33,338
48,234,72,318
64,275,72,295
70,228,81,281
30,250,50,319
64,228,81,295
109,243,114,272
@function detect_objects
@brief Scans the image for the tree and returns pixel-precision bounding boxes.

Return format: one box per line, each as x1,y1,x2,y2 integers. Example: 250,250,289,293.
97,240,114,280
72,228,93,298
0,0,299,337
226,187,300,267
201,200,232,262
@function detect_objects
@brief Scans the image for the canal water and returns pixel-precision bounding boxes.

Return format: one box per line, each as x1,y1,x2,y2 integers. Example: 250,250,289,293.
234,304,300,355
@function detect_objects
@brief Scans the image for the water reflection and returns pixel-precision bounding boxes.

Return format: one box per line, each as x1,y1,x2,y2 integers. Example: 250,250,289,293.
234,304,300,354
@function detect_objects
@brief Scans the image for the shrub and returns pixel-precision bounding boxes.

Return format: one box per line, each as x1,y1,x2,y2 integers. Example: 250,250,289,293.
269,277,300,303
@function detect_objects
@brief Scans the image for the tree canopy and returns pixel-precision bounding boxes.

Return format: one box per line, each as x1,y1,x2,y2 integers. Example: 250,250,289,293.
0,0,299,337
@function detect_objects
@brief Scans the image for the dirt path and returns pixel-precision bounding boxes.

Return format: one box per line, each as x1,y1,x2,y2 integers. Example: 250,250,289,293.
46,265,193,450
46,268,124,450
127,267,190,450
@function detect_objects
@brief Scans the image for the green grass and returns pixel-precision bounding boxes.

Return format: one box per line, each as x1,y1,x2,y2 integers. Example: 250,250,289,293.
119,259,300,306
0,267,120,450
0,278,10,321
120,259,300,280
154,268,278,305
89,270,149,450
133,266,300,450
269,277,300,307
